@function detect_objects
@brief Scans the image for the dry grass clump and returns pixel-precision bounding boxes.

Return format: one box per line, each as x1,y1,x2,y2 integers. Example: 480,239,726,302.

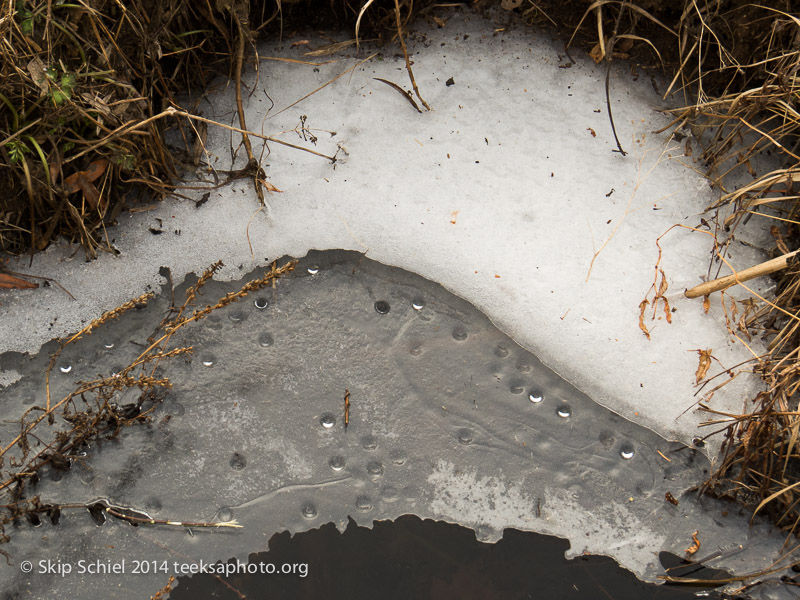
650,2,800,535
0,259,296,556
662,3,799,197
699,260,800,535
0,0,440,258
0,0,234,257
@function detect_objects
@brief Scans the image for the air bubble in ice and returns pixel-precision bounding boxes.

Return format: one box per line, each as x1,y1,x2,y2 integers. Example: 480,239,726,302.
458,429,474,445
301,502,317,519
229,453,246,470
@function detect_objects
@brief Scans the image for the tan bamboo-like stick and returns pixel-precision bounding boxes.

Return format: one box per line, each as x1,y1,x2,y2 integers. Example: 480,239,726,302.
685,249,799,298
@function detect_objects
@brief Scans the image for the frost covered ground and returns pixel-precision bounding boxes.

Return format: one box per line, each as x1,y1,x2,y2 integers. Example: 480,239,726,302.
0,8,790,597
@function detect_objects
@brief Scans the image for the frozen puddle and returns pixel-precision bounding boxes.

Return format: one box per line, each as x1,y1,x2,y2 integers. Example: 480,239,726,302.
0,252,793,598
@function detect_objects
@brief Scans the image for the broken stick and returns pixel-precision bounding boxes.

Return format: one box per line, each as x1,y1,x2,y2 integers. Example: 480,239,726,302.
685,249,799,298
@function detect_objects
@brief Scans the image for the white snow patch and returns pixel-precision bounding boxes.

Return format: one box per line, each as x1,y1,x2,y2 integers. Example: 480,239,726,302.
427,459,661,577
0,11,771,458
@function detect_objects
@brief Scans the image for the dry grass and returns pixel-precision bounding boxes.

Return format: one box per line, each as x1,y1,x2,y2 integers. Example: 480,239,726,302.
0,0,229,257
0,258,296,554
657,2,800,537
0,0,437,258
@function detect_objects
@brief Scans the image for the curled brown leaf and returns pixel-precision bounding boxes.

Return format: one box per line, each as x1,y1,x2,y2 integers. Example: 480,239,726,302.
685,530,700,556
64,159,109,194
695,349,712,384
639,299,650,340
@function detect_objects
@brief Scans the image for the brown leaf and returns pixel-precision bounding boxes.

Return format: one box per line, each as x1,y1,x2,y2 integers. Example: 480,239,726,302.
500,0,522,9
656,269,672,324
685,530,700,556
695,349,712,384
261,180,283,193
77,174,102,211
64,159,109,194
771,225,790,254
727,297,738,334
83,158,109,182
638,299,650,340
49,154,61,184
0,272,39,290
589,40,606,63
657,268,668,297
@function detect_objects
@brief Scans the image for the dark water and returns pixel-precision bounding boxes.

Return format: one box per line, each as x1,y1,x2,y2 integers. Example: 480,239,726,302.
171,515,725,600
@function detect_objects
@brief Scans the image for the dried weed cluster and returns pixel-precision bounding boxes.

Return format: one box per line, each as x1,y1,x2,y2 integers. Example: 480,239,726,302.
653,2,800,536
0,0,423,257
0,259,296,556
